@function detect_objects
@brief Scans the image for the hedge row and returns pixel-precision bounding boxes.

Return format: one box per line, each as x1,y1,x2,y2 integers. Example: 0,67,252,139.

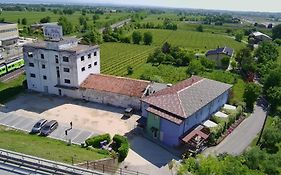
209,106,243,145
113,134,129,162
85,134,111,148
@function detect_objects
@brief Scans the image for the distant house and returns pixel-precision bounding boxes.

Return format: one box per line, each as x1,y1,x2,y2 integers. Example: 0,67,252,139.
205,47,234,67
249,31,272,44
141,76,232,147
30,22,58,32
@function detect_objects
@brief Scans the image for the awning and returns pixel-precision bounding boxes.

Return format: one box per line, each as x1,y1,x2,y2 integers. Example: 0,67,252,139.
203,120,218,128
181,125,210,147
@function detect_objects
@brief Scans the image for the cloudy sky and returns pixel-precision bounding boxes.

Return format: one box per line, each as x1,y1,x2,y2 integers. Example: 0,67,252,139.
8,0,281,12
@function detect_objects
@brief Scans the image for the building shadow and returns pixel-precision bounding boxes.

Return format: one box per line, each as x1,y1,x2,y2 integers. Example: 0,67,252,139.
0,91,125,115
124,128,180,168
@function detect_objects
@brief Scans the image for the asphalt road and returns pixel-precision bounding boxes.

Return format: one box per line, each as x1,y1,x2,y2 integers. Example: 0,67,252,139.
204,102,267,155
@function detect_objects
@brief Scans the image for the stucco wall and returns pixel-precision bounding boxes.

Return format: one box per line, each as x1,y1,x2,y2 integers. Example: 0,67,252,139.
160,118,181,147
80,89,141,110
179,90,230,137
206,54,229,67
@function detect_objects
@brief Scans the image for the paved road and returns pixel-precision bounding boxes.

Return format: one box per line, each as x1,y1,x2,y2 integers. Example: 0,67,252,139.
204,102,267,155
0,112,96,145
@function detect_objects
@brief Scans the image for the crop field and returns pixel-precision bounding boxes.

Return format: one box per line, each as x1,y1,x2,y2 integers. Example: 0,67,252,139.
100,42,156,76
137,29,245,52
0,11,130,28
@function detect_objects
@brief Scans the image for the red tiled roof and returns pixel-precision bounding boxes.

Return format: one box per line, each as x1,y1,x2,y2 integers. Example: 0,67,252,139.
147,106,183,125
80,74,150,98
142,76,203,117
142,76,232,121
181,125,210,144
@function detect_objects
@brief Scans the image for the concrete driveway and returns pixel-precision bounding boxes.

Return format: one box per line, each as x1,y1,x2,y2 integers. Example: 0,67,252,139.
204,102,268,155
122,136,179,175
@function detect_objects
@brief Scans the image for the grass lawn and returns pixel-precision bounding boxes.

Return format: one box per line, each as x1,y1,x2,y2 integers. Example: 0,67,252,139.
129,63,188,84
0,74,26,104
0,126,109,164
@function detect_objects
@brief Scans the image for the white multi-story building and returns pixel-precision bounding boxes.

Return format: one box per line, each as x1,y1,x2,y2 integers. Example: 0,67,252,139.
0,22,19,46
23,37,100,96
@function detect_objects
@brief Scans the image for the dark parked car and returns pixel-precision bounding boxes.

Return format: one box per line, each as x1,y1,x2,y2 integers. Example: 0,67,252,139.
31,119,47,134
40,120,58,136
124,108,134,118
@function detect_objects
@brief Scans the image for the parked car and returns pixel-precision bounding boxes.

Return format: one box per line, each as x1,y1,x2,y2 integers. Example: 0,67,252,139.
40,120,58,136
124,108,134,118
31,119,47,134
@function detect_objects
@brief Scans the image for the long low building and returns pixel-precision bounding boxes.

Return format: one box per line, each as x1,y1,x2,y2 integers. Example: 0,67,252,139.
0,22,19,46
141,76,232,147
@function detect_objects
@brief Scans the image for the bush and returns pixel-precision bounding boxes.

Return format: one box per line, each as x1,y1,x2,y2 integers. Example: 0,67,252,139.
113,135,129,162
85,134,111,148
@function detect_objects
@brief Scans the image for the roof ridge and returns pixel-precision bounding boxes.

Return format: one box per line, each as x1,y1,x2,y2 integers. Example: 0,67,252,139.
177,78,205,116
91,73,151,83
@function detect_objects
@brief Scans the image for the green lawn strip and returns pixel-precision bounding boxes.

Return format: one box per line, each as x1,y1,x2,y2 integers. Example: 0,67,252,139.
0,126,109,164
0,74,26,104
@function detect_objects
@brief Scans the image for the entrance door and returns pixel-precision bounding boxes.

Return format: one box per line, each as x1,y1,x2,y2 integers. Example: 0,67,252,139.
43,86,48,93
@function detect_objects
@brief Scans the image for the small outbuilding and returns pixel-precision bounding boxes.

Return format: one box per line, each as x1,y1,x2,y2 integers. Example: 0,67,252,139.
205,47,234,67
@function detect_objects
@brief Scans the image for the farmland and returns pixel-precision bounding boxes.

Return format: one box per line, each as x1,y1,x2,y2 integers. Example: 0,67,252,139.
100,42,156,76
0,11,131,28
100,28,245,76
137,29,245,51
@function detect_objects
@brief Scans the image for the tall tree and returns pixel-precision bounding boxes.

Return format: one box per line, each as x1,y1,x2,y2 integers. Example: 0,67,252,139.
272,24,281,40
243,83,261,111
143,32,153,45
132,31,142,44
21,18,27,25
255,42,279,63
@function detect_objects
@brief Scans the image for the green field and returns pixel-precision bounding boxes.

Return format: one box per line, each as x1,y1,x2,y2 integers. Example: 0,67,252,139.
0,11,130,28
0,126,109,164
137,29,245,52
100,42,156,76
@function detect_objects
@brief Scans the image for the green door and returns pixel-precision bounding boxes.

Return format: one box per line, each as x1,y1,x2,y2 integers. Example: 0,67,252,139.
146,112,161,139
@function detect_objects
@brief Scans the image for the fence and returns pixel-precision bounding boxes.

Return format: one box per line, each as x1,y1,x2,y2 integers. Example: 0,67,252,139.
0,148,105,175
77,159,148,175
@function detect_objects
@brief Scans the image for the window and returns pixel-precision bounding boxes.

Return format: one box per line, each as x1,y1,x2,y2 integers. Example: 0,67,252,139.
63,56,69,62
88,64,92,68
42,64,46,69
81,56,85,61
30,73,36,78
94,51,97,56
63,68,70,72
56,67,60,78
94,61,97,66
88,53,91,59
40,54,44,59
64,79,70,84
43,75,47,80
55,58,59,64
81,67,85,72
29,63,34,67
27,52,33,57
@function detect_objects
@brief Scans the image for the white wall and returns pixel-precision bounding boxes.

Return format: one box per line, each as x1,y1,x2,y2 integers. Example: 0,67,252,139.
81,89,141,110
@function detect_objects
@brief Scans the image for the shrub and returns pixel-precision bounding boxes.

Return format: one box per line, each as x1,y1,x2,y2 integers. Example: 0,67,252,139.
85,134,111,148
113,134,129,162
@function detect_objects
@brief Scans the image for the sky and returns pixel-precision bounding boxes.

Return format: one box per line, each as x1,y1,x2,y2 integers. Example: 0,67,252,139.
6,0,281,12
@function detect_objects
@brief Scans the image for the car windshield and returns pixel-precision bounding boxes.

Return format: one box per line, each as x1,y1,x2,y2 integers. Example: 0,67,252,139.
34,123,41,128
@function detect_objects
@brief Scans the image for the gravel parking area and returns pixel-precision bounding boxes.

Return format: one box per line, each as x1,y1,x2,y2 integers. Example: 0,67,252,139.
1,92,140,136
